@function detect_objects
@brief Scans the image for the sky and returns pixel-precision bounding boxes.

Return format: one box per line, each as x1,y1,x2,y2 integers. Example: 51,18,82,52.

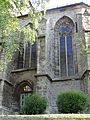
46,0,90,9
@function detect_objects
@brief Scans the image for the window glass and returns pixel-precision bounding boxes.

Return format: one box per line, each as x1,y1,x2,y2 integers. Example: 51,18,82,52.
24,42,30,68
31,42,37,67
17,41,37,69
60,26,74,77
60,35,66,76
67,35,74,76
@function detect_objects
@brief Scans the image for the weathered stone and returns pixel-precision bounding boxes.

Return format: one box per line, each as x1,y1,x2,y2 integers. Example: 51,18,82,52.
0,2,90,114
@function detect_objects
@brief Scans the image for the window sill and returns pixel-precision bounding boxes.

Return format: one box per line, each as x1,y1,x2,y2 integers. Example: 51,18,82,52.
11,67,37,73
52,75,80,81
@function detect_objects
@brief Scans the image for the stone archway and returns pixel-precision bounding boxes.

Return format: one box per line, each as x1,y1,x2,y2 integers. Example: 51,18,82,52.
14,80,33,112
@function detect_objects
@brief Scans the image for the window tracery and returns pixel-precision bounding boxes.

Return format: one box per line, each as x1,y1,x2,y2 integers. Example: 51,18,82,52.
54,16,75,77
60,25,74,76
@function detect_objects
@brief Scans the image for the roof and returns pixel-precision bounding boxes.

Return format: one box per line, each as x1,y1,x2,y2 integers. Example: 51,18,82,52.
17,2,90,18
46,2,90,12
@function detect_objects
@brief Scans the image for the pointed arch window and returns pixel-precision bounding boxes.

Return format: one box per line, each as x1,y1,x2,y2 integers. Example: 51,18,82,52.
17,41,37,69
60,25,74,77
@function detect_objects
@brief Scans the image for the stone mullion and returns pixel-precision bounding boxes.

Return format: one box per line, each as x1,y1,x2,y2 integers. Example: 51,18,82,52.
23,42,26,68
65,35,68,77
29,44,32,68
37,39,40,74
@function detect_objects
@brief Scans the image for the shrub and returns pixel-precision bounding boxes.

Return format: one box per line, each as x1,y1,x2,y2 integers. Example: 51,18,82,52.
22,94,47,114
56,90,88,113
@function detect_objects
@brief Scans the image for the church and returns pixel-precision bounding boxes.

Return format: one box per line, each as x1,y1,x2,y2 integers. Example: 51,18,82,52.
0,2,90,114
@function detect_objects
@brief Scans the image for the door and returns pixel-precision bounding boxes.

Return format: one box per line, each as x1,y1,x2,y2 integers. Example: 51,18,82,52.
20,92,31,111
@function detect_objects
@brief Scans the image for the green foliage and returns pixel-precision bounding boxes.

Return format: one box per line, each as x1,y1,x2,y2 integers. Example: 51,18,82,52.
22,94,47,114
56,90,88,113
0,0,49,71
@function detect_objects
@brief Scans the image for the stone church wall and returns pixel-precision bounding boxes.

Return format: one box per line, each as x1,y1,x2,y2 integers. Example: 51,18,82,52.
43,6,87,79
2,81,13,114
35,4,90,113
0,3,90,114
11,69,37,85
51,80,81,113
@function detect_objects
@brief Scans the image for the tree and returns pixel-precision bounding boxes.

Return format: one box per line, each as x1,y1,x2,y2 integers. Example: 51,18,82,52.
0,0,48,70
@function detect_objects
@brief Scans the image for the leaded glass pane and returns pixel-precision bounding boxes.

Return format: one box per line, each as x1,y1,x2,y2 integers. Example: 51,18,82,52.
67,35,74,76
31,42,37,67
17,42,24,69
24,42,30,68
60,35,66,76
60,26,74,77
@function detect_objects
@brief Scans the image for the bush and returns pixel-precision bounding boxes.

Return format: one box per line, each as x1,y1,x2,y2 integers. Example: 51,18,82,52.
22,94,47,114
56,90,88,113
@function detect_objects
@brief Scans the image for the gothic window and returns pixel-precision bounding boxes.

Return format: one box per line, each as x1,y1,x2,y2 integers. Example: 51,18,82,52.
60,25,74,77
17,41,37,69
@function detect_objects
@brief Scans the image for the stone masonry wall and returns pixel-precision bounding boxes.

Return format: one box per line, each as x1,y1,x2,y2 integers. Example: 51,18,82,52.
7,69,37,113
37,36,46,74
36,4,90,114
44,5,89,79
80,70,90,113
11,69,36,85
2,82,13,111
1,3,90,114
73,13,86,76
36,75,52,113
35,75,81,114
51,79,81,113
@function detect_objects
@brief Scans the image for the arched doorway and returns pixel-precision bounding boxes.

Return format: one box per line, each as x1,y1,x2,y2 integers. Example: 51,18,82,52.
15,80,33,112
